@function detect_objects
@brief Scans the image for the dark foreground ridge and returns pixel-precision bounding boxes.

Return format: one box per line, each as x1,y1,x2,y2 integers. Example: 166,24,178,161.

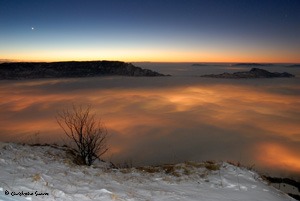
0,61,167,80
201,68,294,79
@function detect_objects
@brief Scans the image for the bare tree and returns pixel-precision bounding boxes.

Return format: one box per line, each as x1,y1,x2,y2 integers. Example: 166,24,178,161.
56,104,108,166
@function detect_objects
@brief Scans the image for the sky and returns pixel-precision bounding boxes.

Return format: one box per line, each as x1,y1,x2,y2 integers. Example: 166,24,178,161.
0,0,300,63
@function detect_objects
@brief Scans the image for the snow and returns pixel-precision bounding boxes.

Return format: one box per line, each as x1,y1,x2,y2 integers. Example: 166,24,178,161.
0,142,296,201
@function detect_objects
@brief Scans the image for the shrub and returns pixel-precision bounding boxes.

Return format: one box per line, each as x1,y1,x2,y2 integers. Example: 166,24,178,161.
56,104,108,166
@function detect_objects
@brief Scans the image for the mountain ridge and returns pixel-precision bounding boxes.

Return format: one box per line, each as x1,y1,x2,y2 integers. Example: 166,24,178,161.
201,68,294,79
0,60,167,80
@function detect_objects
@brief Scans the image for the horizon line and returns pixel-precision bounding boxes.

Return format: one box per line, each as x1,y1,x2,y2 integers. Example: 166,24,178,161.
1,59,299,64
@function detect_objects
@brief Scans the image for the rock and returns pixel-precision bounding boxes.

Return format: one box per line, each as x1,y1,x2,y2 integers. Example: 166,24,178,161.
0,61,167,80
201,68,294,79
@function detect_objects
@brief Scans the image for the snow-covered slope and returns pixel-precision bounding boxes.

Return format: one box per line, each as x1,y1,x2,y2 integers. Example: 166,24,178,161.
0,142,295,201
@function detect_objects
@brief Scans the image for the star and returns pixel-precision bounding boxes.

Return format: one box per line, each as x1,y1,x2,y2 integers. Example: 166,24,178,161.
31,27,34,30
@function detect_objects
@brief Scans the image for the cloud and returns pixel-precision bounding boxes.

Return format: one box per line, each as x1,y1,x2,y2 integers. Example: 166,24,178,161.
0,76,300,178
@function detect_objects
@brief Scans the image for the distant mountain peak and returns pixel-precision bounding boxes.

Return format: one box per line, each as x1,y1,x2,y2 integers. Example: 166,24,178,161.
201,68,294,79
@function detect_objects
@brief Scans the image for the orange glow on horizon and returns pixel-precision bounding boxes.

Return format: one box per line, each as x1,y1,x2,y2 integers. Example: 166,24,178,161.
256,143,300,173
1,47,300,63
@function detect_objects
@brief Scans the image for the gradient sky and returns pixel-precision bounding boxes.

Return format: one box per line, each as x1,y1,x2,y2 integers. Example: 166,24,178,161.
0,0,300,62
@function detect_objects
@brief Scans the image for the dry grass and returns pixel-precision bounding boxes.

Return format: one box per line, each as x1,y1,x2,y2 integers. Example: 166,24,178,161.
102,169,114,174
136,165,177,175
135,161,222,177
29,143,50,147
136,164,185,177
82,170,90,175
260,175,271,185
64,149,86,165
32,174,41,182
119,169,134,174
161,164,176,174
204,161,221,171
63,158,73,165
136,166,161,174
110,194,119,200
158,164,181,177
227,160,256,171
95,171,103,176
183,168,191,175
185,161,205,168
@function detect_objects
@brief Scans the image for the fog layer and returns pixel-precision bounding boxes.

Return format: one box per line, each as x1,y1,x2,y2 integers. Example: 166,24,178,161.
0,64,299,178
